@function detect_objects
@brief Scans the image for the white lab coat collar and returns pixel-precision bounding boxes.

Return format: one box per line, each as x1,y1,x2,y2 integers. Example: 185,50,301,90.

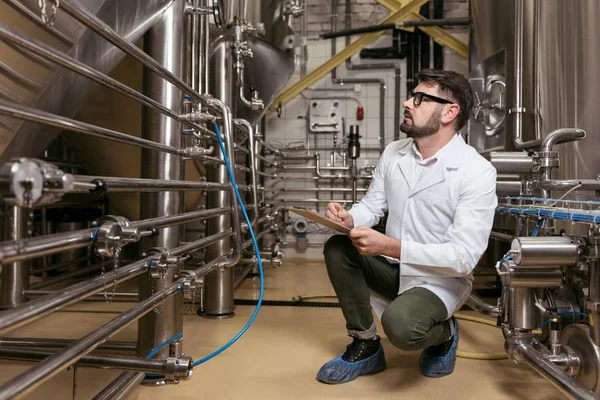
397,134,465,197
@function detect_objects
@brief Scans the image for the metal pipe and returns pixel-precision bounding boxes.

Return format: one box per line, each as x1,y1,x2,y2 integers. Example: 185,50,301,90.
283,164,351,171
0,284,181,398
511,236,579,266
30,256,90,275
490,231,514,243
0,98,193,156
131,208,230,230
243,230,269,249
0,228,94,265
466,294,500,315
0,348,167,373
234,119,259,227
198,0,210,94
540,128,586,153
73,175,228,192
541,179,600,192
0,338,136,352
0,206,28,308
343,0,395,153
512,0,542,150
0,23,216,140
29,262,109,290
92,372,145,400
497,181,522,196
0,252,227,399
25,290,138,302
0,231,231,335
206,98,242,267
516,342,599,400
0,61,40,91
489,152,535,173
138,0,186,362
57,0,217,111
267,187,367,193
0,208,230,265
3,0,73,46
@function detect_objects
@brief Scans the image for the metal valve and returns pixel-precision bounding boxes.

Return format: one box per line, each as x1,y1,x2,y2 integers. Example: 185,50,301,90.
92,216,159,258
142,247,176,279
165,355,193,384
177,267,200,301
143,248,192,279
0,158,76,207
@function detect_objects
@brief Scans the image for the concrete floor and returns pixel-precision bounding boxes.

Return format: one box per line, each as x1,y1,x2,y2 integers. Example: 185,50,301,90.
0,260,566,399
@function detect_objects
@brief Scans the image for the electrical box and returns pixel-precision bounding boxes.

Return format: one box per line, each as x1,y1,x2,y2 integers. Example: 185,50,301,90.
308,100,341,133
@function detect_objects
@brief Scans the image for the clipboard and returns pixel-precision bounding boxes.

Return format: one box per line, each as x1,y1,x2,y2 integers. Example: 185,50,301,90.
288,207,351,234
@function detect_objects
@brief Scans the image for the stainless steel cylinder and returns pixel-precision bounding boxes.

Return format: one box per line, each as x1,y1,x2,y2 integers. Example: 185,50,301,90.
0,206,29,308
205,30,236,317
489,152,535,173
500,262,563,288
508,287,540,330
511,236,580,266
137,0,186,359
496,181,522,196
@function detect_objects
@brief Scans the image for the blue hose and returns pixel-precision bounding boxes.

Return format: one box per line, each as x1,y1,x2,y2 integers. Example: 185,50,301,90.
137,121,264,372
190,123,265,367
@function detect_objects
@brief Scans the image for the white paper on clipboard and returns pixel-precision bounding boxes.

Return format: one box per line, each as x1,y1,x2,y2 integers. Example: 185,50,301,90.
288,207,351,234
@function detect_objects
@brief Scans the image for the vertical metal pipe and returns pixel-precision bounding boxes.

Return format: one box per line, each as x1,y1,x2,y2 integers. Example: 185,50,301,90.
0,206,29,308
138,0,186,358
588,260,600,345
198,0,210,94
205,36,236,317
189,0,200,91
509,287,540,330
433,0,444,69
394,67,401,140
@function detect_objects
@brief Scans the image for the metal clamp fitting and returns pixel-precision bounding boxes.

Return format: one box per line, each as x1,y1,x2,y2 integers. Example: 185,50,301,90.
165,355,193,384
92,216,159,258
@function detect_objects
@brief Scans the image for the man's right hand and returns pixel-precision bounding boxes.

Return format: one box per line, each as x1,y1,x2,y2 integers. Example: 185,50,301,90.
326,202,354,230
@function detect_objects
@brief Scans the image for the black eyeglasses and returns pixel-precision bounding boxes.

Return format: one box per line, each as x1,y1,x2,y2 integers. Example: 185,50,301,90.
407,90,453,107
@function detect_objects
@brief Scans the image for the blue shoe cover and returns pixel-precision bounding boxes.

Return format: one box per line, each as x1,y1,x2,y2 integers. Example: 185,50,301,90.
317,344,386,384
419,316,459,378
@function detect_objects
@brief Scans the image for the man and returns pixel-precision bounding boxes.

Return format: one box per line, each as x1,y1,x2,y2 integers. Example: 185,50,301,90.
317,68,497,384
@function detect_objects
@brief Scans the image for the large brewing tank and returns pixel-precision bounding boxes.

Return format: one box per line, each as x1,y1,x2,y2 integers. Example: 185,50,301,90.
217,0,296,125
469,0,600,193
0,0,175,164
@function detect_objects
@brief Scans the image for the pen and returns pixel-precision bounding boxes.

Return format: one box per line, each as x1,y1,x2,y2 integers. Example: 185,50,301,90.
341,201,347,209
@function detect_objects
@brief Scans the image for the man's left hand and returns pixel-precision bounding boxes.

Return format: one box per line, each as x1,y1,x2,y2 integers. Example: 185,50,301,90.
348,226,401,258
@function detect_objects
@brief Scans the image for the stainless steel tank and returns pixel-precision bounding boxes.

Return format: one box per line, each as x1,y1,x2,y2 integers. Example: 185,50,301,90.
469,0,600,194
0,0,175,164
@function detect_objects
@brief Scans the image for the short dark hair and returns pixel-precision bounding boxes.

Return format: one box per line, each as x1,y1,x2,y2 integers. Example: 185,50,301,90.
416,69,474,131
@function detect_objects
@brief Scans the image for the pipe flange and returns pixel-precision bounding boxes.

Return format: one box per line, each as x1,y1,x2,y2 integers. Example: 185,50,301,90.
561,344,582,377
143,247,172,279
535,151,560,169
92,221,122,258
509,107,527,114
165,355,193,384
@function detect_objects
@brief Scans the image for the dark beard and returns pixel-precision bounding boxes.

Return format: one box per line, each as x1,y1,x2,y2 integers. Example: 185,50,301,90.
400,108,442,138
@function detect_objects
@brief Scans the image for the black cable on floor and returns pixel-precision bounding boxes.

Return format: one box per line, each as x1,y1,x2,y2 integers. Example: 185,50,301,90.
234,299,340,308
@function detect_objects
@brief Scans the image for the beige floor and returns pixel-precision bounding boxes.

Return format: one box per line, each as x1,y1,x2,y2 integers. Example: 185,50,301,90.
0,260,566,400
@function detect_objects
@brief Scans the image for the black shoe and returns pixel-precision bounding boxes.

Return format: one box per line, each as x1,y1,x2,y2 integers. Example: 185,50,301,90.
342,336,382,362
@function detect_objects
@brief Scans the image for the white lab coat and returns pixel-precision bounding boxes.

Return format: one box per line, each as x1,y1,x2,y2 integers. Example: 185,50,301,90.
348,134,497,319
